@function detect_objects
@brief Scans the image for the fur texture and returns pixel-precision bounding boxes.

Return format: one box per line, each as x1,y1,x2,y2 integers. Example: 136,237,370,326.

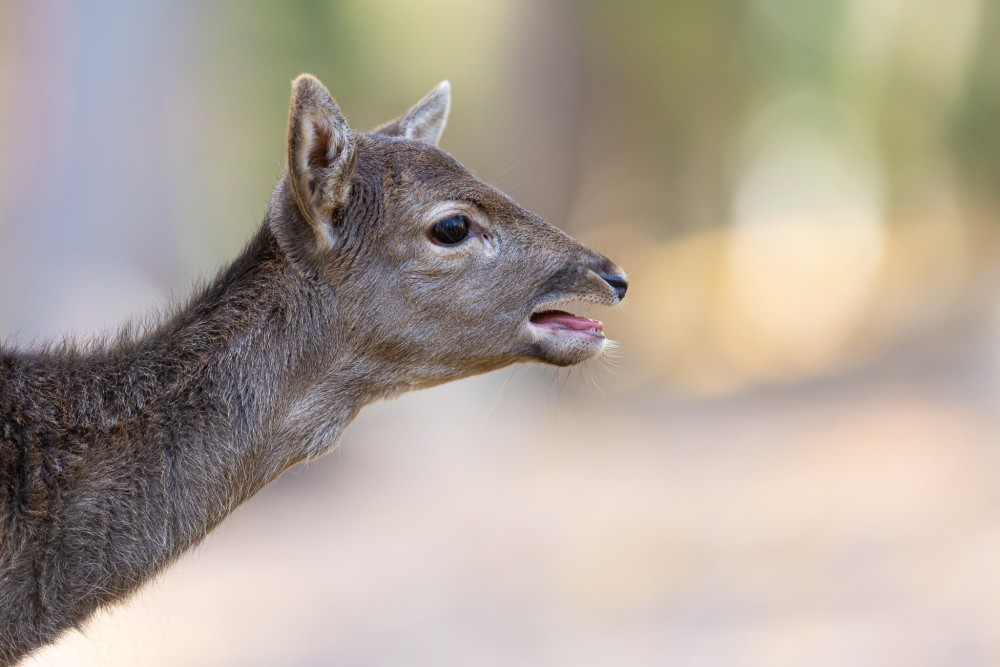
0,75,626,664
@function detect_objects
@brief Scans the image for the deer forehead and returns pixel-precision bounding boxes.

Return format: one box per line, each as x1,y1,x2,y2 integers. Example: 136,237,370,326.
356,136,516,218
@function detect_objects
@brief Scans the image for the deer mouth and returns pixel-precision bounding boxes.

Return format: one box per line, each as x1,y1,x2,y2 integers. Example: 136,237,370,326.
528,310,605,338
523,296,614,365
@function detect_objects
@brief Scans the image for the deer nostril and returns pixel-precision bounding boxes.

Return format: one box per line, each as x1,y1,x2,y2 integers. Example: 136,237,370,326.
601,274,628,301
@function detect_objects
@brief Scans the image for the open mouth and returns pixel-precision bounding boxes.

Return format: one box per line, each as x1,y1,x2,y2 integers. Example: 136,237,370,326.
528,309,605,338
524,296,615,365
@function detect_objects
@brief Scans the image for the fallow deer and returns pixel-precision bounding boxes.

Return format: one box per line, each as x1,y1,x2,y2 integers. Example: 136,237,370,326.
0,74,627,664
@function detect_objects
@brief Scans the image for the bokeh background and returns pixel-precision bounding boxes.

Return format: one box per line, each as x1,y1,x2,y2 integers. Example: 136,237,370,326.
3,1,1000,665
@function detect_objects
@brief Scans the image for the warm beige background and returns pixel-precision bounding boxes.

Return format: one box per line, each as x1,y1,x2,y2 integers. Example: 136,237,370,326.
2,1,999,665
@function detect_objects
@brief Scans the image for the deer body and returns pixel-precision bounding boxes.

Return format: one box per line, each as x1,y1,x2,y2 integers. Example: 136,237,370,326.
0,76,626,664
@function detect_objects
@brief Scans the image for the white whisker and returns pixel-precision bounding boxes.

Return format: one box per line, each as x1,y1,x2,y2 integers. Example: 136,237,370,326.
481,368,517,434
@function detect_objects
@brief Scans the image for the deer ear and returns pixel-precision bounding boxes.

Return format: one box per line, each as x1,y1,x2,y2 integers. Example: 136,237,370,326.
286,74,356,247
373,81,451,146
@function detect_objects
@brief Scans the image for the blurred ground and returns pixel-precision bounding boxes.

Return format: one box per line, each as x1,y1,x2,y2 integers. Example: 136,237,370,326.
3,1,1000,665
25,341,1000,666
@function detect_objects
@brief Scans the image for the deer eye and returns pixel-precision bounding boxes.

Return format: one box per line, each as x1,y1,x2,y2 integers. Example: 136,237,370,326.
429,215,470,245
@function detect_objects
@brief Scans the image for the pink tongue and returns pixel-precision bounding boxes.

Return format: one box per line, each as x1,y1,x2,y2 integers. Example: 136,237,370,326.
531,310,603,332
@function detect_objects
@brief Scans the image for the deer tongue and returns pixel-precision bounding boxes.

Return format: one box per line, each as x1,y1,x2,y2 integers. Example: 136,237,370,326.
530,310,603,332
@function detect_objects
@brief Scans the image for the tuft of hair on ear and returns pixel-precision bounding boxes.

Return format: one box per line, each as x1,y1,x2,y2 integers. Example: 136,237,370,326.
283,74,357,255
373,81,451,147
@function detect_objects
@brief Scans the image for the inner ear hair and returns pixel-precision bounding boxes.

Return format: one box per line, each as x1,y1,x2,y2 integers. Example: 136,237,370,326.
373,80,451,147
286,75,356,242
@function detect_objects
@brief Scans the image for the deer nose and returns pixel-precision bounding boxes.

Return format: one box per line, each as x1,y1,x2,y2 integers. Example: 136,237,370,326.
601,273,628,301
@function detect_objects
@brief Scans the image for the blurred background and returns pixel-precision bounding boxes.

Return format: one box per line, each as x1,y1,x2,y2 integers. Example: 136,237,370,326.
2,0,1000,665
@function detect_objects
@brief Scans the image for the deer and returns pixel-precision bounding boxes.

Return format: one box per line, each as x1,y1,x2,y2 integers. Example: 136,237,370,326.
0,74,628,664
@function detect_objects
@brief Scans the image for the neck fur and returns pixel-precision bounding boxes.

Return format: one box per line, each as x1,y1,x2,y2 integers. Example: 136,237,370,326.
0,213,396,661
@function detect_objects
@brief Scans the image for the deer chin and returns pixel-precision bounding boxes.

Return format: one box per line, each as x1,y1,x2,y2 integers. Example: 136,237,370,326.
525,301,609,366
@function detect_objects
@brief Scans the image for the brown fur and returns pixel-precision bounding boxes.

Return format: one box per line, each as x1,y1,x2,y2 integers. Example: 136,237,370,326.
0,75,626,664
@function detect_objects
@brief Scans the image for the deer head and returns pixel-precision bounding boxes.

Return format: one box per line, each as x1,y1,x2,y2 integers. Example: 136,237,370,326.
273,75,628,390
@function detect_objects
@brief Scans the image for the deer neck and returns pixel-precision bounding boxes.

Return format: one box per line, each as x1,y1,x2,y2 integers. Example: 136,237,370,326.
0,211,402,659
145,225,395,539
82,206,398,560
